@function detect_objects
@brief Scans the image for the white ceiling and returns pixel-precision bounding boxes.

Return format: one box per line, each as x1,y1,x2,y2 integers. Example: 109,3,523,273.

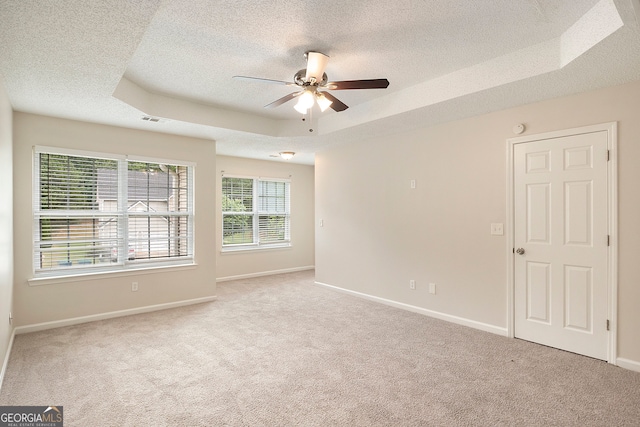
2,0,640,165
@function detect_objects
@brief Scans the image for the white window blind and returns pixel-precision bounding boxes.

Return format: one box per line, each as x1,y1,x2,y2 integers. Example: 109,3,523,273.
222,176,290,249
34,147,194,276
258,180,290,243
126,161,192,261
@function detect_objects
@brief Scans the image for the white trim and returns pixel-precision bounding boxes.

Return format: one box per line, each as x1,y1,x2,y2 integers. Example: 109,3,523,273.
506,122,618,363
314,281,508,337
14,295,217,335
220,243,292,254
506,138,515,338
126,154,196,168
607,123,618,365
0,329,16,393
221,173,291,182
28,262,197,286
34,146,197,168
216,266,315,283
34,145,126,160
616,358,640,373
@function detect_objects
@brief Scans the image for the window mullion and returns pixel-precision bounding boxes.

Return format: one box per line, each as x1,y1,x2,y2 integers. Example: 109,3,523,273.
118,159,128,264
253,178,259,244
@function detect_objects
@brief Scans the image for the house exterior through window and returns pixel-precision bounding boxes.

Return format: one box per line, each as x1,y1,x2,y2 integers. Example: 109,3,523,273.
33,146,194,277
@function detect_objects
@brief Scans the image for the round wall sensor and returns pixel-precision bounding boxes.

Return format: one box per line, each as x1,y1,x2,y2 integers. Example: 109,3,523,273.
513,124,525,134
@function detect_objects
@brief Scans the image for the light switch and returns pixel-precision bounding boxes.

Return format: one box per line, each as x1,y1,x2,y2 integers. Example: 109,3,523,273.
490,223,504,236
410,179,416,189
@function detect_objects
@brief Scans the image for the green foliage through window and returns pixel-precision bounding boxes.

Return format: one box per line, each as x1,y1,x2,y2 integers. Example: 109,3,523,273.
34,148,194,275
222,176,290,247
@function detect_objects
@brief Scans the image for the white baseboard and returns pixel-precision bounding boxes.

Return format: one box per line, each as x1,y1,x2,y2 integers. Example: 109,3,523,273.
314,281,508,337
616,357,640,373
217,266,315,283
14,295,218,335
0,329,16,393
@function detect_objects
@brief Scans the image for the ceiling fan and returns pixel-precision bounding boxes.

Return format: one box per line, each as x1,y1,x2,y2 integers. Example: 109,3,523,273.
233,51,389,114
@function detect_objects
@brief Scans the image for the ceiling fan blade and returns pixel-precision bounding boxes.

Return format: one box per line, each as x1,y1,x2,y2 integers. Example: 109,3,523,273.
324,79,390,90
264,91,302,109
233,76,296,86
305,52,330,82
322,92,348,112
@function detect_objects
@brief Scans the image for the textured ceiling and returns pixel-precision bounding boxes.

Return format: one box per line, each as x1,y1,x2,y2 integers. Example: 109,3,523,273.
1,0,640,165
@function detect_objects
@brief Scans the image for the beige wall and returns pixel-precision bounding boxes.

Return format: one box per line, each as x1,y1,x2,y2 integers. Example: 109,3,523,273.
0,78,14,381
316,79,640,366
12,113,217,326
216,155,315,280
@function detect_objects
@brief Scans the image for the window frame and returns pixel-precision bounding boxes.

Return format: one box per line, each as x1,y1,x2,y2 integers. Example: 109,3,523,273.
221,174,291,252
32,146,195,279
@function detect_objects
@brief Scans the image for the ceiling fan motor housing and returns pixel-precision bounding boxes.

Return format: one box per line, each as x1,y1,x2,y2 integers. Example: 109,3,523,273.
294,69,328,87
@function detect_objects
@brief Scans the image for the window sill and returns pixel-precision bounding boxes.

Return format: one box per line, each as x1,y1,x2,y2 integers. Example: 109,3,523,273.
221,244,292,254
28,262,198,286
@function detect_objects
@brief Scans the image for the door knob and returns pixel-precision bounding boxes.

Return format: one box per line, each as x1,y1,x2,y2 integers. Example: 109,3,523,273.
516,248,525,255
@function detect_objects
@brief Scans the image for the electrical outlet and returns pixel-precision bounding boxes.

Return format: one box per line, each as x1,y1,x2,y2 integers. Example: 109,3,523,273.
132,282,139,292
409,279,416,290
410,179,416,189
429,283,436,294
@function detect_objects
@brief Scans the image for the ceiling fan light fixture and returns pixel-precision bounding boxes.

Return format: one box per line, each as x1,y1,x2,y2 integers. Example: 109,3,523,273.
316,92,333,112
279,151,295,160
293,103,308,114
294,90,315,114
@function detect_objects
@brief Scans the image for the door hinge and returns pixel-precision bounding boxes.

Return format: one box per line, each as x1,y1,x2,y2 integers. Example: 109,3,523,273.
607,235,610,246
606,319,610,331
512,247,515,254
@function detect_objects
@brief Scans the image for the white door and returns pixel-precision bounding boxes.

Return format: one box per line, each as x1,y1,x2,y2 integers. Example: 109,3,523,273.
514,130,609,360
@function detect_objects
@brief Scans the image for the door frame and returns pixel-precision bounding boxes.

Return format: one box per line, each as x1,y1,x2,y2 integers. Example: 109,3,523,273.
506,122,618,364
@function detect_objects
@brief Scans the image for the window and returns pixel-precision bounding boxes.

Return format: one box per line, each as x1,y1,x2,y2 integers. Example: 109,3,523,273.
222,176,290,250
33,146,194,277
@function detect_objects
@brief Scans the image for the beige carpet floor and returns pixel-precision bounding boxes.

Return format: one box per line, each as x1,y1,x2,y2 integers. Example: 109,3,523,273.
1,270,639,426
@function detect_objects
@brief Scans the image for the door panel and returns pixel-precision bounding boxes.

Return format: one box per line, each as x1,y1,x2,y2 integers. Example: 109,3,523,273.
526,261,551,324
527,184,550,243
564,265,591,331
565,181,592,245
514,130,608,360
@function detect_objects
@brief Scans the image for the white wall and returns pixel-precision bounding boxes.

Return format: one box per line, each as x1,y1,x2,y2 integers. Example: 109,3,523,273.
216,155,315,280
12,113,217,326
316,79,640,367
0,78,14,384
